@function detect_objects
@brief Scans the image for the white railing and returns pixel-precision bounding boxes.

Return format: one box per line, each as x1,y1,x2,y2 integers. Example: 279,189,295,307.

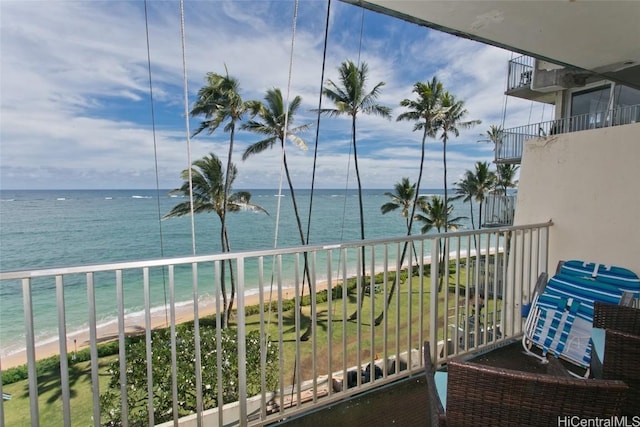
497,104,640,163
0,222,551,426
482,194,517,227
506,55,534,92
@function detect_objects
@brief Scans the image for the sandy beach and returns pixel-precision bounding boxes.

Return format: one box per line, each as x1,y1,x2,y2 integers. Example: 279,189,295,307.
1,283,324,371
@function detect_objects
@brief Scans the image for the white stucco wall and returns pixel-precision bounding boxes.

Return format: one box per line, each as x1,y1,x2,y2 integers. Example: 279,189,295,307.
514,123,640,276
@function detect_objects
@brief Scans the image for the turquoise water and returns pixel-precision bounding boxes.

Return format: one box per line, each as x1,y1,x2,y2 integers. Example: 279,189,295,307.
0,188,472,356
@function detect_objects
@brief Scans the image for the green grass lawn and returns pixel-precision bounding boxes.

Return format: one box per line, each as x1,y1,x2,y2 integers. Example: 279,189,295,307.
3,265,493,426
3,356,117,426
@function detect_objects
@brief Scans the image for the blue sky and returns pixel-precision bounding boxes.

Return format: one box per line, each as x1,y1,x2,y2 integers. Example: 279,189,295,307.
0,0,552,190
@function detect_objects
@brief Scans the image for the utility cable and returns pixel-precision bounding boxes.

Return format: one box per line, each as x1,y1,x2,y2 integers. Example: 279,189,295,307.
143,0,169,327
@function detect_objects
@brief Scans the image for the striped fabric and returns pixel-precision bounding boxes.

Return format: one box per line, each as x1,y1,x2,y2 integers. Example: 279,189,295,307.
532,293,593,366
544,274,627,322
560,260,640,296
525,262,640,370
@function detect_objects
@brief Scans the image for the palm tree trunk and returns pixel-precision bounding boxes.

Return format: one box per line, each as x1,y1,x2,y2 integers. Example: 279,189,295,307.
282,149,314,341
438,239,446,292
220,124,236,328
375,128,428,325
219,216,229,328
349,115,367,321
374,239,412,326
470,199,478,251
443,134,448,233
224,229,235,327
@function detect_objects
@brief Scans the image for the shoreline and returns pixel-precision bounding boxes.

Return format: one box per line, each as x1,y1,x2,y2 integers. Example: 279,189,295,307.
1,283,322,371
1,248,493,371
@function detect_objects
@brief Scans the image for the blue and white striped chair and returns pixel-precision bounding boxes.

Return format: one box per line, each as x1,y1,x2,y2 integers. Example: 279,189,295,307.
522,260,639,375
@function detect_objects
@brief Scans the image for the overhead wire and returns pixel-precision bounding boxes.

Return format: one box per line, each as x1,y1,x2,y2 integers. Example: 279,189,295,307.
179,0,197,256
305,0,332,245
338,0,366,243
143,0,169,327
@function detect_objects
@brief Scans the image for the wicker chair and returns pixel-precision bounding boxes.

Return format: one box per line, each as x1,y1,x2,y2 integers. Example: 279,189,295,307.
593,301,640,335
592,302,640,415
424,342,628,427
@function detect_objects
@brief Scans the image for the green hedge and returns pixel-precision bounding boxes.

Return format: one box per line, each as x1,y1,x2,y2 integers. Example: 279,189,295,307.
100,327,278,426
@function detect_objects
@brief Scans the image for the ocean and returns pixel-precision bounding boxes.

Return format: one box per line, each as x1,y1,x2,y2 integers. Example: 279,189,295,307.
0,188,473,358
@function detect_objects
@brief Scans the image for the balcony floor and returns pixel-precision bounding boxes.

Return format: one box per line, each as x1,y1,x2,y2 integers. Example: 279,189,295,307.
272,340,556,426
273,375,429,426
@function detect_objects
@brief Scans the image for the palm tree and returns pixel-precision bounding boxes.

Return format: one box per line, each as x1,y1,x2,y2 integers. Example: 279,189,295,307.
472,161,496,228
454,170,478,230
437,92,481,232
191,69,247,244
396,77,444,233
495,163,519,195
319,60,391,319
484,124,504,161
378,177,426,324
415,195,466,291
380,177,425,229
164,153,268,326
241,87,314,339
190,69,248,325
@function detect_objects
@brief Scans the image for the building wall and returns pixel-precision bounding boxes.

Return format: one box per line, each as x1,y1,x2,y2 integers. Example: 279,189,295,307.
514,123,640,277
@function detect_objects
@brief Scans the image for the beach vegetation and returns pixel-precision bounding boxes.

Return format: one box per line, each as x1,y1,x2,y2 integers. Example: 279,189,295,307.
319,60,392,319
2,259,487,426
164,153,268,327
99,327,277,426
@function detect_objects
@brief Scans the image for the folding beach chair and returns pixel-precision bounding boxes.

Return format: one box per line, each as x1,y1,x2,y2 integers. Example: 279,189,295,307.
522,260,640,375
559,260,640,299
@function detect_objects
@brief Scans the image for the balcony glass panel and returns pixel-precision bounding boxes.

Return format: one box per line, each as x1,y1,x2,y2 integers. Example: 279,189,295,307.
570,85,611,131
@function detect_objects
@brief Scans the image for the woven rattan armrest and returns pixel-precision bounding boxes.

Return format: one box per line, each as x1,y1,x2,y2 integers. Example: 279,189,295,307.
424,341,628,426
602,328,640,415
593,302,640,335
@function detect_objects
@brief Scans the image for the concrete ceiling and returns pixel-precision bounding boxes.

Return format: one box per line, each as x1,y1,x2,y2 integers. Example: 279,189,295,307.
343,0,640,90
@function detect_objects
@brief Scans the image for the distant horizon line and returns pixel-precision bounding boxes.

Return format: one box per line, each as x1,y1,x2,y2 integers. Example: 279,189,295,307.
0,187,448,192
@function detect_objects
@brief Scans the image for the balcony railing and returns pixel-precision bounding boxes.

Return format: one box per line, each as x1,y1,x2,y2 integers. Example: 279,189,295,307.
482,194,517,228
496,103,640,163
0,222,551,426
506,55,534,92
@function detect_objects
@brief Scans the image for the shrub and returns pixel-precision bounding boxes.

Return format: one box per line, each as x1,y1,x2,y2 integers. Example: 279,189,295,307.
100,326,277,426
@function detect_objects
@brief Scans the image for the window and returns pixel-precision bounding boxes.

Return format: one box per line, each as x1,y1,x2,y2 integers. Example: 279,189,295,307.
570,85,611,131
612,85,640,125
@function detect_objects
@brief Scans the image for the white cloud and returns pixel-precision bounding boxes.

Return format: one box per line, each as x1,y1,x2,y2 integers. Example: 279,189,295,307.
0,0,542,190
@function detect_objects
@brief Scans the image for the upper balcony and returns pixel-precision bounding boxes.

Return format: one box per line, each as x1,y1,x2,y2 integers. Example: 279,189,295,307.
505,56,556,104
496,103,640,164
